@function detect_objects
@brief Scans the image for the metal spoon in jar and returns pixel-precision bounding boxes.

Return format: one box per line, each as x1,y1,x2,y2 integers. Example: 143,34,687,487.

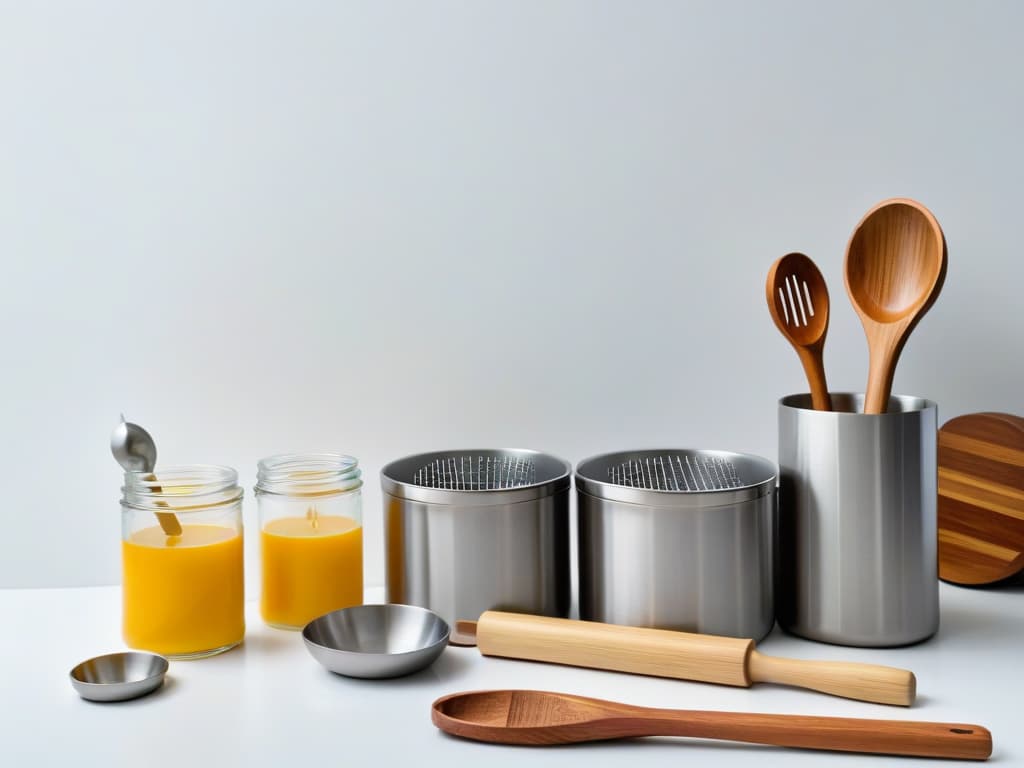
110,416,182,536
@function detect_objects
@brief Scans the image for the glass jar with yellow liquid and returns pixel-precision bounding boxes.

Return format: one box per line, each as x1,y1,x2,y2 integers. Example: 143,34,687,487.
121,466,245,658
256,453,363,629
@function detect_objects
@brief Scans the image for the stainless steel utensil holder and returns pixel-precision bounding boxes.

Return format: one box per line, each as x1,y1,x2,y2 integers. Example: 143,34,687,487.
777,393,939,647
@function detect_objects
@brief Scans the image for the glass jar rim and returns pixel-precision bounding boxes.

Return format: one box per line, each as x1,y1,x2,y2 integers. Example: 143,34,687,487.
121,464,243,512
255,452,362,497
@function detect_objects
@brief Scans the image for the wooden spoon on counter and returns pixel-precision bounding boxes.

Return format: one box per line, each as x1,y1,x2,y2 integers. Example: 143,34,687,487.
844,198,947,414
432,690,992,759
766,252,832,410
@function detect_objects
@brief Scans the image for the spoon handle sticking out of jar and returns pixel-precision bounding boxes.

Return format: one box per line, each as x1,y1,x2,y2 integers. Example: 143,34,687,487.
148,479,182,538
110,416,182,537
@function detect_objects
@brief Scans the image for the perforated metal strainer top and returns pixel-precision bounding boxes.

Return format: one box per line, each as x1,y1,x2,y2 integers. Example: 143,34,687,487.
381,449,571,506
575,449,776,508
412,454,537,490
608,454,743,491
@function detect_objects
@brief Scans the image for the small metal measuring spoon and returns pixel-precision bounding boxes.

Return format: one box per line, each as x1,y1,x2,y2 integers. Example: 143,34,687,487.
110,416,182,536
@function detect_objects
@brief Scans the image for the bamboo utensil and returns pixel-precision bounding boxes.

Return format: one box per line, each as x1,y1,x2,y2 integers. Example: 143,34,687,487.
110,416,182,536
457,611,915,706
431,690,992,759
844,198,947,414
766,252,832,411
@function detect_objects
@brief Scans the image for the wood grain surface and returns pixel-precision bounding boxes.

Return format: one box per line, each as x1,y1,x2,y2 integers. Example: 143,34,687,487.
938,412,1024,585
765,252,832,411
843,198,947,414
474,611,915,705
431,689,992,759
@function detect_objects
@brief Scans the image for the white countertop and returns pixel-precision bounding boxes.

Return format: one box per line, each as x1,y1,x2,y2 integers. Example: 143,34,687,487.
2,582,1019,766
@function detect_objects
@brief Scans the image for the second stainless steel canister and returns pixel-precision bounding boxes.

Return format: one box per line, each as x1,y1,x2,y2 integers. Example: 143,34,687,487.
575,449,777,640
382,449,571,626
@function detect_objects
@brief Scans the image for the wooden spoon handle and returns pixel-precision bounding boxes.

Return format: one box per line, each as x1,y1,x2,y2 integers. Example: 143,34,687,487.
795,345,831,411
630,710,991,760
154,510,183,537
146,475,183,537
863,325,905,414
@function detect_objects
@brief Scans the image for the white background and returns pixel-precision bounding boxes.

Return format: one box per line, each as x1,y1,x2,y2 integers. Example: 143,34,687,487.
1,0,1021,590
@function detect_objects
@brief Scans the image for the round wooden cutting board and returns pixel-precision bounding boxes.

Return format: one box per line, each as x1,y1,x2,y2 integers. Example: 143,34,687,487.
938,412,1024,586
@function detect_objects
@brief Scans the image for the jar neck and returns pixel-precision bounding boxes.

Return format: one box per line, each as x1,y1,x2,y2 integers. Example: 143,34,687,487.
122,465,243,511
255,453,362,497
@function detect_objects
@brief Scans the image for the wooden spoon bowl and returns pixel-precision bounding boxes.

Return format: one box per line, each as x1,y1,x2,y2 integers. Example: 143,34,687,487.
844,199,947,414
766,252,832,410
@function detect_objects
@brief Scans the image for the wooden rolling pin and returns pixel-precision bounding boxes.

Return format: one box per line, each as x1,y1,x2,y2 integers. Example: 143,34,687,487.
458,611,916,707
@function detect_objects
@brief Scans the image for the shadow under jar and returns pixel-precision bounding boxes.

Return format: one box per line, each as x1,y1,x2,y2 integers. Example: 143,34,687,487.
576,450,777,641
256,453,363,630
121,465,245,659
382,449,571,626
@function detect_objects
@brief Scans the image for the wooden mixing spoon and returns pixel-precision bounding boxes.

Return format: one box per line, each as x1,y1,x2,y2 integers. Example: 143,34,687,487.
766,252,832,410
844,198,947,414
432,690,992,760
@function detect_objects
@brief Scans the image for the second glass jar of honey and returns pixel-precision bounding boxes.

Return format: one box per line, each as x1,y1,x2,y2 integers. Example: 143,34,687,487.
256,453,363,629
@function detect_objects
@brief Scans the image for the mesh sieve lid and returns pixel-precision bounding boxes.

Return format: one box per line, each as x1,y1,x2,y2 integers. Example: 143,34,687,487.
608,454,743,491
412,454,537,490
381,449,571,506
575,449,776,508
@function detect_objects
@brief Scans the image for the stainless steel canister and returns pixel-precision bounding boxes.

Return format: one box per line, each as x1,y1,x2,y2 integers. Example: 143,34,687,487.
778,393,939,647
575,449,777,641
382,449,571,626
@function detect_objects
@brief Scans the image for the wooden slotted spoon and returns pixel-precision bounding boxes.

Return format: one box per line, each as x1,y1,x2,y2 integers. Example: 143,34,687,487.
844,198,947,414
431,690,992,760
766,252,832,410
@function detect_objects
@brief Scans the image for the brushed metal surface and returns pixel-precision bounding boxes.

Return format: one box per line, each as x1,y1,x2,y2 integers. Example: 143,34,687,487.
381,448,570,506
576,450,776,641
69,651,168,702
777,393,939,647
411,454,536,490
384,488,570,626
576,449,776,508
302,603,449,679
